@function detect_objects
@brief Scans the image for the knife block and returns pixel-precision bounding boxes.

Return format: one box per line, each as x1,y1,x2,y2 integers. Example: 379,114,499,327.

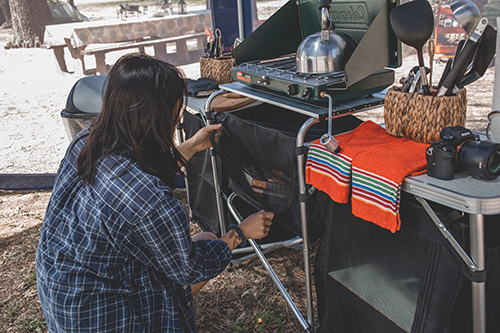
384,86,467,143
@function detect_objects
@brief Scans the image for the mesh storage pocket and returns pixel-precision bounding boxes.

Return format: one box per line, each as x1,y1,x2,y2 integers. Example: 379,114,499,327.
314,192,465,333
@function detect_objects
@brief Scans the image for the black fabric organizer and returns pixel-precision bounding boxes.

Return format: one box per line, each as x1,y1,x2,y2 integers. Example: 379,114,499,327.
314,191,500,333
182,102,360,241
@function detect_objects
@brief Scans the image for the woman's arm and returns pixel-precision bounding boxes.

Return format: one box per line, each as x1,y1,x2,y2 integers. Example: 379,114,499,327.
177,123,222,162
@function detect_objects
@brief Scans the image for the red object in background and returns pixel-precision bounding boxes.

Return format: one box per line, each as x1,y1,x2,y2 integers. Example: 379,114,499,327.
205,26,214,41
433,6,467,60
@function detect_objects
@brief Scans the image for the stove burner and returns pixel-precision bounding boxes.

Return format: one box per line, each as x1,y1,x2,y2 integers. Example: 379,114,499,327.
237,54,346,86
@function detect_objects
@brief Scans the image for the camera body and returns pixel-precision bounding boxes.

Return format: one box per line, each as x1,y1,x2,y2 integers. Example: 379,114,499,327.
426,140,457,180
426,126,500,180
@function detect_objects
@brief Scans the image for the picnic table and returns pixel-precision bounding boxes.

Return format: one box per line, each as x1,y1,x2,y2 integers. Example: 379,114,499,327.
44,10,212,74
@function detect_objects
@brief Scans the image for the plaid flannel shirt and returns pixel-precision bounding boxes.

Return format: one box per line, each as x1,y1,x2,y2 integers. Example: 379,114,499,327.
36,129,232,332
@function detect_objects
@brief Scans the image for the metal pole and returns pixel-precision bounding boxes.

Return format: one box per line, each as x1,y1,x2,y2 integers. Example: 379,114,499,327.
415,196,477,271
176,123,191,216
297,117,320,332
470,214,486,333
227,193,311,332
237,0,245,40
205,90,228,235
232,236,302,255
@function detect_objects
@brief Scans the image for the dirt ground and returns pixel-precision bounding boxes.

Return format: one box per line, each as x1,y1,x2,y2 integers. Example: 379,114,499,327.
0,0,497,332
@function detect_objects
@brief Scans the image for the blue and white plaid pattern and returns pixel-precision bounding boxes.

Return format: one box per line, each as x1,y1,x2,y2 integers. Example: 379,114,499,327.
36,129,232,332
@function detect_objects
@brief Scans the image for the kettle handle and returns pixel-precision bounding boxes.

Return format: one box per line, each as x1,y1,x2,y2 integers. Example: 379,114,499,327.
319,0,333,31
318,0,330,9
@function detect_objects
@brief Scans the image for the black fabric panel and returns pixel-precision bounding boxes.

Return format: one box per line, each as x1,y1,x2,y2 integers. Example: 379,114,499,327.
449,214,500,333
208,108,361,239
314,191,468,333
210,112,306,237
231,103,363,142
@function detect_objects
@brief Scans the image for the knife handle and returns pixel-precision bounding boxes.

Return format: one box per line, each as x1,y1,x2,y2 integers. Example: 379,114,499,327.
437,58,453,88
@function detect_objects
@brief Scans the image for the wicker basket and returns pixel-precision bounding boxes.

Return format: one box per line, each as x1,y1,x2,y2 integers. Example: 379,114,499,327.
199,54,235,85
384,86,467,143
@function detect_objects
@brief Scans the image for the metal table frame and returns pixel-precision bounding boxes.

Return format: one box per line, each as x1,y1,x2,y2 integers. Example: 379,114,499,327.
403,173,500,333
183,83,387,332
183,82,500,333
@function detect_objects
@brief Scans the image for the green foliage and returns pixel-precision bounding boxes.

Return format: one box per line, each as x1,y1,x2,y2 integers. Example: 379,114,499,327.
23,269,37,287
254,310,283,332
230,321,252,333
16,316,46,333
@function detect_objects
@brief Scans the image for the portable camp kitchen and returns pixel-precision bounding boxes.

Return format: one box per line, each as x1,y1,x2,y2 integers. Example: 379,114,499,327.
180,0,500,332
184,94,500,333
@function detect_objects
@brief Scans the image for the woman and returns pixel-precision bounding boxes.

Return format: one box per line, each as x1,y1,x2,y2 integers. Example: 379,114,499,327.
36,53,273,332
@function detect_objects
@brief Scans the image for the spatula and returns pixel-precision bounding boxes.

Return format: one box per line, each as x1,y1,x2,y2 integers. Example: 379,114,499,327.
457,24,497,88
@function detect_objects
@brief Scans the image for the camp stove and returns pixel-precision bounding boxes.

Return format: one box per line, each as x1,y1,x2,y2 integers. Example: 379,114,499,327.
234,54,346,99
230,0,402,103
232,54,395,103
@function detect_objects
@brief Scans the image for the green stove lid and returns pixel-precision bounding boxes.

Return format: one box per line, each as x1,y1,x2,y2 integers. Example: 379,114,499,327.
232,0,401,86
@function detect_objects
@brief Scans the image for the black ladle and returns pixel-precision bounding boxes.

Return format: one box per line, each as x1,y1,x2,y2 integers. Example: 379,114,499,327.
390,0,434,95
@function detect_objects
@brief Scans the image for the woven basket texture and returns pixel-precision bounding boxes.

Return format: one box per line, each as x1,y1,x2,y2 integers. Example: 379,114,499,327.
384,86,467,143
199,54,235,85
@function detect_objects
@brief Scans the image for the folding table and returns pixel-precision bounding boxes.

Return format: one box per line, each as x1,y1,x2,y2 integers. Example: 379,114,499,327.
183,82,500,333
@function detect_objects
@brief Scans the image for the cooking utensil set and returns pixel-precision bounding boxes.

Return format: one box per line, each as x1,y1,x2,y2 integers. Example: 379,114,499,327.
204,28,223,58
390,0,496,97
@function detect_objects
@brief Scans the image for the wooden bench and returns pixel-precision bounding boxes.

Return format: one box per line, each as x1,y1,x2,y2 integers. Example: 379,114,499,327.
77,32,207,75
45,43,70,73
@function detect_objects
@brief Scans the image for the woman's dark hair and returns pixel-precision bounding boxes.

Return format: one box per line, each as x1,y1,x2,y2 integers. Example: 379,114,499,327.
77,53,187,188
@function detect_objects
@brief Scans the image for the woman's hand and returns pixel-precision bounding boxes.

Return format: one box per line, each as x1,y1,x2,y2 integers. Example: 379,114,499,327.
220,210,274,251
177,124,222,162
239,210,274,240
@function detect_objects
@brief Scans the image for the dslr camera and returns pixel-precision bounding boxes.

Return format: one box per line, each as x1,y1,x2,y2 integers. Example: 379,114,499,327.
426,126,500,180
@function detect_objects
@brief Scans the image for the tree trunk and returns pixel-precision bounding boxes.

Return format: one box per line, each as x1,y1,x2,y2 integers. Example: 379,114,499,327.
7,0,51,48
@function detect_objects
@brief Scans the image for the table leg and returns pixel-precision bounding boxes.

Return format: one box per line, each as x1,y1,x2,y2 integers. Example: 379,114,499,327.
52,46,69,72
297,117,320,333
153,42,168,61
470,214,486,333
175,40,190,63
197,34,207,50
94,52,107,75
205,90,227,236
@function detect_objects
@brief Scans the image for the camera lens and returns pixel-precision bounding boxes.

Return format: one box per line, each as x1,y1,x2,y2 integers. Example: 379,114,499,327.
457,141,500,180
487,151,500,175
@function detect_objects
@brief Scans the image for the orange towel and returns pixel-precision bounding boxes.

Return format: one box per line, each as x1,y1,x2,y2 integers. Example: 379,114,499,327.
306,121,428,232
306,121,400,203
350,140,427,232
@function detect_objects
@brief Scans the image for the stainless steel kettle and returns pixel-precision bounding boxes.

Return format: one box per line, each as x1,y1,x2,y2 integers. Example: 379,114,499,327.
296,0,357,74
